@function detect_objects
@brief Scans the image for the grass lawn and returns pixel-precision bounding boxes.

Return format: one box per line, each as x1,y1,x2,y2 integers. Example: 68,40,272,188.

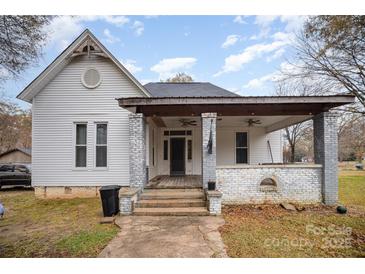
0,189,118,257
220,170,365,258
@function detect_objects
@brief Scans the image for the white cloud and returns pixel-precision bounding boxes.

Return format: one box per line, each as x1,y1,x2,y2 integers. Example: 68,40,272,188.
280,16,307,32
132,21,144,36
44,16,84,50
214,34,291,76
254,15,279,28
103,29,120,44
266,48,286,62
243,72,278,90
222,35,240,49
140,78,157,85
233,16,247,24
121,59,142,74
242,61,301,93
249,16,306,42
44,16,131,50
103,16,130,27
151,57,197,79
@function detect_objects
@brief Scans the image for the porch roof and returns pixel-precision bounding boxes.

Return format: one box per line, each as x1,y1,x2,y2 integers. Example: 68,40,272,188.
117,94,355,116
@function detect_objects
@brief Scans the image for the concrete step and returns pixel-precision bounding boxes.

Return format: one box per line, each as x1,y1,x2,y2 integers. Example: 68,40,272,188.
140,190,204,200
133,207,210,216
135,199,206,208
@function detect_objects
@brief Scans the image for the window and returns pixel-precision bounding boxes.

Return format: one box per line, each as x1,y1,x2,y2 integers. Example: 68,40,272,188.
187,140,192,160
170,130,186,136
82,68,102,89
163,140,168,160
96,123,107,167
236,132,248,164
164,130,192,136
75,123,87,167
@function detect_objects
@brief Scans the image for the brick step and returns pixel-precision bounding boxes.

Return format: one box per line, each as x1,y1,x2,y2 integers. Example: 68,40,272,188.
133,207,210,216
135,199,206,208
140,191,204,200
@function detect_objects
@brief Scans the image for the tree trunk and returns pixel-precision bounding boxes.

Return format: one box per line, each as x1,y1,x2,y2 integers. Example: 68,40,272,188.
290,145,295,163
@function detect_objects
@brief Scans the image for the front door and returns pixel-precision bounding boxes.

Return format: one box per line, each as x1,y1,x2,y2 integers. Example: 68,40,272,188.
170,138,185,176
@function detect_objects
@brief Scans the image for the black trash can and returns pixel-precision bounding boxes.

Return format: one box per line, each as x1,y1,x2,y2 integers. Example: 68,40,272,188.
99,185,121,217
208,181,216,191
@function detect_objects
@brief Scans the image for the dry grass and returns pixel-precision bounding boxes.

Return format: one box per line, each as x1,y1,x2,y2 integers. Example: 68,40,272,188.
220,170,365,258
0,189,118,257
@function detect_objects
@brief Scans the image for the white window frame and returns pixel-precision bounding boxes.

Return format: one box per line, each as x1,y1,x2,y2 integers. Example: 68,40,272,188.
94,122,108,169
235,131,249,164
74,122,88,169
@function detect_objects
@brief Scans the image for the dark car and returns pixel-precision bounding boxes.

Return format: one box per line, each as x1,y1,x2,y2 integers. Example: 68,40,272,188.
0,164,31,188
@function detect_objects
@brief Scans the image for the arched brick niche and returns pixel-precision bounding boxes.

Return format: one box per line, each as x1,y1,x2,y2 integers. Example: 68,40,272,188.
259,177,278,192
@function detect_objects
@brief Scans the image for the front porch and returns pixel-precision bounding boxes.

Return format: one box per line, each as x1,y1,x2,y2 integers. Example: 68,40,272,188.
119,95,354,215
146,175,202,189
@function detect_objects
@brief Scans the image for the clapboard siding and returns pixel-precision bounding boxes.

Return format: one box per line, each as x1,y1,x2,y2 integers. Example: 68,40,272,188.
32,55,145,186
216,127,282,166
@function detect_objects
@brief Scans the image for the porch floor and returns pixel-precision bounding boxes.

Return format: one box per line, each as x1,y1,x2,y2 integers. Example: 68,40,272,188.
146,175,202,189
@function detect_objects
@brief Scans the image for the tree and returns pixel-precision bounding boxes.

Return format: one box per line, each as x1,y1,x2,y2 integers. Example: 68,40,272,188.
275,77,320,163
292,16,365,111
0,16,52,84
0,100,31,153
338,114,365,162
164,73,193,83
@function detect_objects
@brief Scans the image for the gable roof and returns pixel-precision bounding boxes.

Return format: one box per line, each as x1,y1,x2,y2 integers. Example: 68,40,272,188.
144,82,239,97
17,29,151,103
0,148,32,158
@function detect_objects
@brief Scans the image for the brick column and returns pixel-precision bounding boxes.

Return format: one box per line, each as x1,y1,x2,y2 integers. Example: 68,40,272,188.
129,113,146,189
201,113,217,189
313,112,339,205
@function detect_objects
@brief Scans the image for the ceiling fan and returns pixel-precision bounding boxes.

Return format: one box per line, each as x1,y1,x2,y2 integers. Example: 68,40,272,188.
246,118,262,127
179,119,197,127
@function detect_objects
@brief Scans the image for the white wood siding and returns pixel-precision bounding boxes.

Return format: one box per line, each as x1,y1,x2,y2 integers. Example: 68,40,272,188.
32,55,144,186
217,127,282,165
152,125,282,176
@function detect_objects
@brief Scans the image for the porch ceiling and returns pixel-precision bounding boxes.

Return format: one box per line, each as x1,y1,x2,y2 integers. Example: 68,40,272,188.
117,95,355,117
149,115,312,132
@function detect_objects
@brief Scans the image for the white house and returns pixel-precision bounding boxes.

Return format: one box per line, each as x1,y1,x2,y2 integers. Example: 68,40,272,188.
17,30,354,215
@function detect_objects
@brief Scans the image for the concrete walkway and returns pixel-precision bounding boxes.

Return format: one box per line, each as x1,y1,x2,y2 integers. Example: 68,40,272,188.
98,216,228,258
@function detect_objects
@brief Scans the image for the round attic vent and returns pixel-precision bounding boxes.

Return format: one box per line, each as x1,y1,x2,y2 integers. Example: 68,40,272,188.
82,68,101,89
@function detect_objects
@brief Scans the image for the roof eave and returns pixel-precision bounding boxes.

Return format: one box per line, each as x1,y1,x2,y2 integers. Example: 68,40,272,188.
117,94,356,106
17,29,151,103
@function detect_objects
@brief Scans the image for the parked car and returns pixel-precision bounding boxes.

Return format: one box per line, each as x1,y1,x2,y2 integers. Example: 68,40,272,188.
0,164,31,188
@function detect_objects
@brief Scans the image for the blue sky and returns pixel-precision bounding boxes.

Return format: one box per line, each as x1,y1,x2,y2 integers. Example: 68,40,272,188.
2,15,306,109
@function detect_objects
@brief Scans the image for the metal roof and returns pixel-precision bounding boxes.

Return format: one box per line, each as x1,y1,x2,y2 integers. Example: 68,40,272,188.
144,82,239,97
0,147,32,158
117,94,355,117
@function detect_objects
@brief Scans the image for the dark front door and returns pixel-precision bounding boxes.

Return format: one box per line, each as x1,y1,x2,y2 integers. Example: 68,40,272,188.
170,138,185,176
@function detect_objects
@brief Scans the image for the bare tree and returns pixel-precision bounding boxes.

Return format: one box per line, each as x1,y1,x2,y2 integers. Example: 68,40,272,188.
164,72,193,83
275,78,321,162
291,16,365,111
0,99,31,153
0,15,52,84
338,114,365,162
